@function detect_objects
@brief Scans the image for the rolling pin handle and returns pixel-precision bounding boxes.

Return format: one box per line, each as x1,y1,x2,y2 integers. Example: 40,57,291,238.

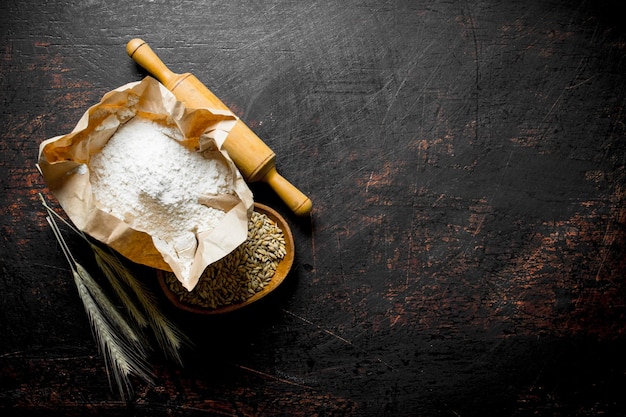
126,38,178,86
262,168,312,217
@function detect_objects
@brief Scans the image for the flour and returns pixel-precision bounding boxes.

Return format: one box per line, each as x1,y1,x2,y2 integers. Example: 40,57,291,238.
88,116,235,279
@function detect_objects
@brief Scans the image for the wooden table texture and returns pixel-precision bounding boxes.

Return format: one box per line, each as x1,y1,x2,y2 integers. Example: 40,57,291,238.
1,0,625,416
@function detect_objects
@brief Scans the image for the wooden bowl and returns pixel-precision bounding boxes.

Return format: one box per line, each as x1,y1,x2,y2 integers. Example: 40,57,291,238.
157,203,294,314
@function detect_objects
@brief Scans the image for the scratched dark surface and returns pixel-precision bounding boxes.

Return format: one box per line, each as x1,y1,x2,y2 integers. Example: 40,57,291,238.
2,0,626,416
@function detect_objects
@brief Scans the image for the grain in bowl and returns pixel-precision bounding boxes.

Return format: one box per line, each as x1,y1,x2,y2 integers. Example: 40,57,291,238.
160,204,294,313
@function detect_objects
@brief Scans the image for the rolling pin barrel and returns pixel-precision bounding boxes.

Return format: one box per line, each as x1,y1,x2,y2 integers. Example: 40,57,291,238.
126,39,312,216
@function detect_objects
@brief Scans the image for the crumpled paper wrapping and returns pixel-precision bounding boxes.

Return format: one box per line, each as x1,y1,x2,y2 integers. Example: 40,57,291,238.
38,77,254,291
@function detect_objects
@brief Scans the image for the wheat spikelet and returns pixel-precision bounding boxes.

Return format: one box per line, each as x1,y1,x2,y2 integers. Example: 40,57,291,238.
90,244,149,329
146,304,186,365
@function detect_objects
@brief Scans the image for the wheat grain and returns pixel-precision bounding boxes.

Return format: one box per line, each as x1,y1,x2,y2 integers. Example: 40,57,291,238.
164,211,286,309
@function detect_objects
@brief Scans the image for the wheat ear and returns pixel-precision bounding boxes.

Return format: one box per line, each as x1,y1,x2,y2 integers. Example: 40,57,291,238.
72,268,153,400
112,263,189,366
75,262,146,351
90,245,150,328
40,195,150,330
46,215,153,400
40,193,188,364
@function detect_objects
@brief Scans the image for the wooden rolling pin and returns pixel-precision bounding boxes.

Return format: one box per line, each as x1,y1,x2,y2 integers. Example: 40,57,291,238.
126,38,312,216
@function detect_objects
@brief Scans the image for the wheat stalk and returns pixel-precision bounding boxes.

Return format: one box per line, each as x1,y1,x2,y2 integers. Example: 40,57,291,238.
39,194,188,365
45,214,153,400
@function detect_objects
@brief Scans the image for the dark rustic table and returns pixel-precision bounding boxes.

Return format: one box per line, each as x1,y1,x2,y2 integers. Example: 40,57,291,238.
2,1,625,416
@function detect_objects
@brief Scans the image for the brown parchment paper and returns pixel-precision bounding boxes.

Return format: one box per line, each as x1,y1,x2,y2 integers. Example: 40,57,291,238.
38,76,254,291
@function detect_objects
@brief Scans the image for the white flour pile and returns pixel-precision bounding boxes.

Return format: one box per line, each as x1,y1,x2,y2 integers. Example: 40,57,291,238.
88,116,235,278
